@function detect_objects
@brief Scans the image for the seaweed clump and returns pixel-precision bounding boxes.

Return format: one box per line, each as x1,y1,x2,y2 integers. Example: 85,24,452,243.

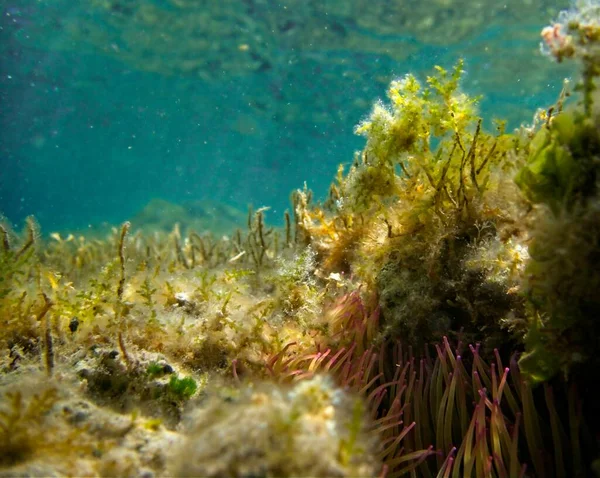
295,60,529,350
516,0,600,383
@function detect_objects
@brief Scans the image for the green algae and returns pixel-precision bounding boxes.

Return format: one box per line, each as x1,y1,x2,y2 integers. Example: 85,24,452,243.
166,375,197,401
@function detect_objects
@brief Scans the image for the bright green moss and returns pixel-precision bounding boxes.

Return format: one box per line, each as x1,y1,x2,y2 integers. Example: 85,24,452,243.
146,362,164,378
167,375,198,400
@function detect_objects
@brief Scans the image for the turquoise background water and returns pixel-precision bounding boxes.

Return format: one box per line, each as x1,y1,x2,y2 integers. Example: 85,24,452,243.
0,0,571,233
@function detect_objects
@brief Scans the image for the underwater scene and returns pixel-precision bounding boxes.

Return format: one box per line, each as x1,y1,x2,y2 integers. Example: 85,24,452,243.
1,0,600,476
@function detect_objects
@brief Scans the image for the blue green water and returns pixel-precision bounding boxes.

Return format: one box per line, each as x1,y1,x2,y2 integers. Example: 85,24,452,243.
0,0,571,232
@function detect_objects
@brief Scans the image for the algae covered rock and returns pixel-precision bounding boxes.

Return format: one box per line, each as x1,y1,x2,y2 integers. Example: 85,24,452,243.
169,375,380,478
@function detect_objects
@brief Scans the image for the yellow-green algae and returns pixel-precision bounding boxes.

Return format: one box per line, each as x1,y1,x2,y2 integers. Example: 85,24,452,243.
2,4,600,476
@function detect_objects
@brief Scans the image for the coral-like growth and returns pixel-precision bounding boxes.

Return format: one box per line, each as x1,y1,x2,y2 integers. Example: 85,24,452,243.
267,312,589,477
264,286,588,476
375,338,587,477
